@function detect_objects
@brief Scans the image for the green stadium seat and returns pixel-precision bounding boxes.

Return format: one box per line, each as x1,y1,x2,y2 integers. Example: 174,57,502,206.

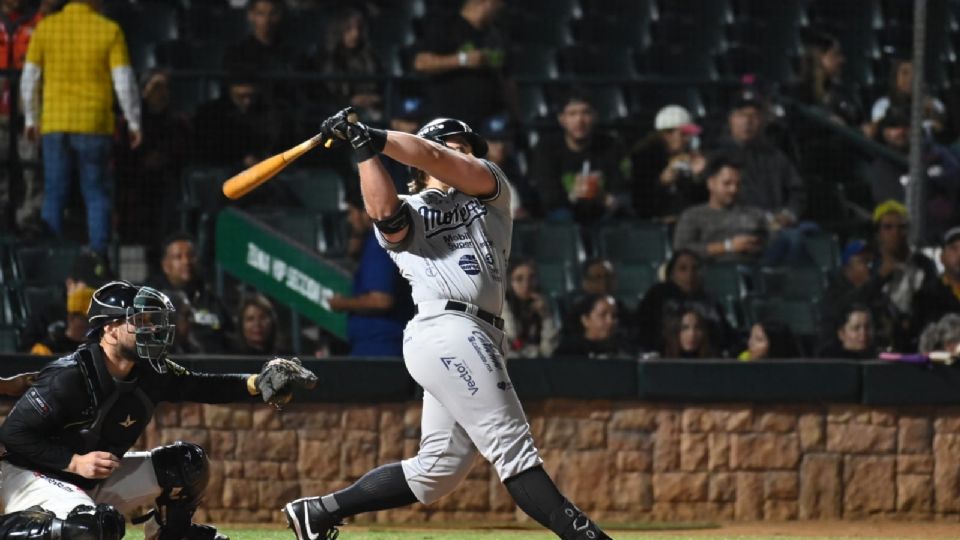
511,45,558,79
582,0,657,25
598,222,671,265
280,168,346,213
759,266,826,300
517,84,551,124
557,45,635,79
804,233,841,275
252,209,324,253
748,297,821,338
510,222,539,261
615,263,658,310
533,222,585,264
569,15,649,48
501,8,571,46
702,262,751,301
0,327,18,353
635,43,719,80
15,244,82,287
23,285,63,320
536,261,576,296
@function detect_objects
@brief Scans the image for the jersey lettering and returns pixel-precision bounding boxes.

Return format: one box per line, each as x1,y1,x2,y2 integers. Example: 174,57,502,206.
420,199,487,237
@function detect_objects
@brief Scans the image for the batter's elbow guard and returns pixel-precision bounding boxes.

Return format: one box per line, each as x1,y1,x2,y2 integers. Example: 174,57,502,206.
375,202,412,234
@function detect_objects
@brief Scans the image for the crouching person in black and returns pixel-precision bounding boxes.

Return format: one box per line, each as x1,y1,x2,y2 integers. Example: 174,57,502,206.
0,281,316,540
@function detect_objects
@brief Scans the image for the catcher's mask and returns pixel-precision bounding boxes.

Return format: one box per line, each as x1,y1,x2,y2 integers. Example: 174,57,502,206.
87,281,176,373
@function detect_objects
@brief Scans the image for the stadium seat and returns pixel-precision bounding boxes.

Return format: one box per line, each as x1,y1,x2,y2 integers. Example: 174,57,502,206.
748,297,820,338
649,13,727,54
156,40,227,71
759,266,826,300
252,209,323,253
659,0,734,26
0,327,18,353
569,14,649,48
597,222,671,265
110,1,179,43
536,260,577,296
533,222,585,264
635,43,719,80
280,168,346,213
719,43,794,83
582,0,657,25
517,84,551,124
23,285,63,320
368,15,416,51
125,37,157,74
15,244,82,287
702,262,751,302
626,83,706,125
556,45,635,78
615,263,658,310
501,8,572,46
283,10,327,53
733,0,807,29
804,233,842,275
510,45,559,79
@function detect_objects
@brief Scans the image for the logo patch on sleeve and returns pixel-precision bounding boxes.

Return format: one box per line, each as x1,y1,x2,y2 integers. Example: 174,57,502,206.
26,388,51,418
458,254,481,275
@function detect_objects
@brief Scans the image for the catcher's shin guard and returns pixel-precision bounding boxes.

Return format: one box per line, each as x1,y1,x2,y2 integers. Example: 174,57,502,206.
150,441,226,540
0,504,125,540
283,497,341,540
549,501,612,540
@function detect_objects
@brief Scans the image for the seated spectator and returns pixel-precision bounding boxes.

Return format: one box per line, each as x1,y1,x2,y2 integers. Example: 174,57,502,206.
715,94,807,226
316,7,383,123
915,226,960,330
818,303,876,360
413,0,512,127
29,284,92,356
222,0,296,74
790,31,863,127
20,249,112,352
166,290,202,355
561,258,629,332
502,259,559,358
328,200,414,357
635,249,731,354
146,232,233,353
117,68,190,244
193,75,287,168
230,293,282,355
673,153,768,264
738,319,799,361
660,305,717,359
481,114,534,219
870,56,948,142
918,313,960,355
555,293,632,358
530,91,626,225
870,201,938,351
628,105,706,221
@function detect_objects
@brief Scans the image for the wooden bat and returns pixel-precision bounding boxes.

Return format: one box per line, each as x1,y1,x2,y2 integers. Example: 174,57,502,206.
222,112,358,200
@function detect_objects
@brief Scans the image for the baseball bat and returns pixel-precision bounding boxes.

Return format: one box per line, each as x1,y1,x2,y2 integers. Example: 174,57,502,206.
221,112,358,200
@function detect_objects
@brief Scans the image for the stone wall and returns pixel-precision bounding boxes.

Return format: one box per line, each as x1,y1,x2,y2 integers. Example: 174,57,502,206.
135,400,960,524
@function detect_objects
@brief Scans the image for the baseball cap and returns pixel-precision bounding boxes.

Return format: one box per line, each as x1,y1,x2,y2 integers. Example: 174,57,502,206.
841,239,868,267
730,90,764,112
395,96,425,122
943,226,960,246
655,105,701,135
872,199,908,223
70,249,112,288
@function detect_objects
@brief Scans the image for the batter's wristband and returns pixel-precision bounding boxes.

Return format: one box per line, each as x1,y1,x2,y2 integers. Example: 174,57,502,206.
356,128,387,162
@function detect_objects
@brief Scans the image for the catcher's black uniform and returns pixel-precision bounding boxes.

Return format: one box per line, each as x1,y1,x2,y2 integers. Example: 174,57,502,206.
0,342,257,491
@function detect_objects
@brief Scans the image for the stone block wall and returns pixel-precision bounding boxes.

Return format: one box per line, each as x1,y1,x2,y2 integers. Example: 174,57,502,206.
130,400,960,523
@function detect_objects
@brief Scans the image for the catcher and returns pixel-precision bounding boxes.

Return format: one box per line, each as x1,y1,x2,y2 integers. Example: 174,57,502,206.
0,280,317,540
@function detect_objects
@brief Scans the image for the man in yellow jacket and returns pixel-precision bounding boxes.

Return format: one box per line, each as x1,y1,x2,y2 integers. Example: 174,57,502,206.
20,0,142,255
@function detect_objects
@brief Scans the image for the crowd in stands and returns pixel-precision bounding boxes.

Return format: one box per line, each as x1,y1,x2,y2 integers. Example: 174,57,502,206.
4,0,960,361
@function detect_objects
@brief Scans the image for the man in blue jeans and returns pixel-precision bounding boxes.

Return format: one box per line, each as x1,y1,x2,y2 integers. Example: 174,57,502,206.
328,199,414,356
20,0,142,254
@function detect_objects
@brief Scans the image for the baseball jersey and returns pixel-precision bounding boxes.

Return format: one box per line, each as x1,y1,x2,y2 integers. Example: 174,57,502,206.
375,160,512,316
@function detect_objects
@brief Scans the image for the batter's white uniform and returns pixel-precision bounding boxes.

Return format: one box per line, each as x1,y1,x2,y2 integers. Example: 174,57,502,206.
376,160,543,504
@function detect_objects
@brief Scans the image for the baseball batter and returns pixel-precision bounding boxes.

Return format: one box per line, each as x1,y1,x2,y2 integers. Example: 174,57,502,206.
284,108,612,540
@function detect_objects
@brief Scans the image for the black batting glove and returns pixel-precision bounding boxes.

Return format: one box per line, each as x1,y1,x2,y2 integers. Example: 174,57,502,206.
320,107,354,143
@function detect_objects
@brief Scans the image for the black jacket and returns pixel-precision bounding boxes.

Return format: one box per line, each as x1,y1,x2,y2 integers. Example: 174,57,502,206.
0,344,257,490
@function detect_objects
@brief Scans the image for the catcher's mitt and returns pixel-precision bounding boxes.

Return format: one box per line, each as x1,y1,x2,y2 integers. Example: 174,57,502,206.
255,357,317,407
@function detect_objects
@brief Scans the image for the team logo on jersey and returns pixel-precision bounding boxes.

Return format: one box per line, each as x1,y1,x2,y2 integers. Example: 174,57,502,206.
420,199,487,237
26,388,51,418
119,415,137,428
458,254,481,275
468,330,503,372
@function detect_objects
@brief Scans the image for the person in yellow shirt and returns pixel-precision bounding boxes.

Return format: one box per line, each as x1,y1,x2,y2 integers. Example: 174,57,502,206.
20,0,141,254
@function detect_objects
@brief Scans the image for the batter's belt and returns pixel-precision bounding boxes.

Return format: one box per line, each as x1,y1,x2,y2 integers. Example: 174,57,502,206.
413,300,505,331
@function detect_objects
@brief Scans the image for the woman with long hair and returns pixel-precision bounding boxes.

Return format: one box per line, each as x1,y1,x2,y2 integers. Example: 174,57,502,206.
502,259,559,358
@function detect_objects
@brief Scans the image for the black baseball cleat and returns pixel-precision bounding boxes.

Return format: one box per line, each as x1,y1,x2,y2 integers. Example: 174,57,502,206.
284,497,342,540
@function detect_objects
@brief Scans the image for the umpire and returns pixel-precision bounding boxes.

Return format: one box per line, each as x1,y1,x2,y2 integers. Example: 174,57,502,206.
0,280,316,540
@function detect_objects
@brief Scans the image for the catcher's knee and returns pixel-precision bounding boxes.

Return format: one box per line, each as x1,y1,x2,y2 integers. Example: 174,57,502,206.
0,504,125,540
150,441,212,539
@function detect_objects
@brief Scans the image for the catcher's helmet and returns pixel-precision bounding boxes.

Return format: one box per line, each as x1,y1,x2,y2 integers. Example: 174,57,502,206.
87,280,175,373
415,117,488,158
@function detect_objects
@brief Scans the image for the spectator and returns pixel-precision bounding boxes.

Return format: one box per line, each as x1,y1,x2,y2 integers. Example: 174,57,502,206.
20,249,112,352
716,95,806,228
868,105,960,243
375,95,425,196
222,0,295,74
738,319,799,361
870,56,948,141
818,303,876,360
21,0,142,254
672,153,768,264
502,259,559,358
915,226,960,332
116,68,191,244
660,305,716,359
193,75,285,168
328,200,414,357
481,114,534,219
413,0,513,128
230,293,282,355
145,232,233,353
634,249,731,354
918,313,960,355
166,289,202,355
530,91,626,225
317,7,383,123
555,293,632,358
791,31,863,127
561,258,629,331
0,0,44,234
628,105,706,221
28,284,92,356
870,200,938,351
